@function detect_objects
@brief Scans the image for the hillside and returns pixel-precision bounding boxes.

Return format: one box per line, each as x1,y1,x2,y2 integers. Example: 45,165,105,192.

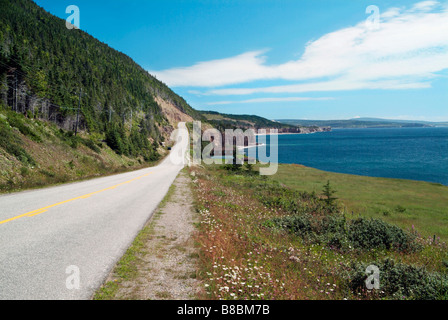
0,0,203,139
201,111,330,133
354,117,448,127
201,111,292,129
277,118,438,128
0,0,205,190
0,104,168,191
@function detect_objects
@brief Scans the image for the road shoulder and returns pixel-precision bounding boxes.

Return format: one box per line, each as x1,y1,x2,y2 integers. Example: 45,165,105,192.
93,168,202,300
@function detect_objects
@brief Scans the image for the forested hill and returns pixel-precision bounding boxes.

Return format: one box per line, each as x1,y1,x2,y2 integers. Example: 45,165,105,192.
201,111,295,130
0,0,203,139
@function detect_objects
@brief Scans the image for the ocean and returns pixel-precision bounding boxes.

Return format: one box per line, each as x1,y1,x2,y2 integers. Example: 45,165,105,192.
253,127,448,185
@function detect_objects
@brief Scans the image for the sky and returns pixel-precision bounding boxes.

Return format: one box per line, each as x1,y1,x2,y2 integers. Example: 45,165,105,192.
35,0,448,121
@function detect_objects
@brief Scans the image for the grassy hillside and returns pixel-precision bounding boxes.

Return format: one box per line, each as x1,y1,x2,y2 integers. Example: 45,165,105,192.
271,164,448,242
0,103,167,192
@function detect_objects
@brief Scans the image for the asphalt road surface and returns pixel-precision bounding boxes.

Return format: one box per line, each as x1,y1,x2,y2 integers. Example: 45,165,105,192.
0,123,190,300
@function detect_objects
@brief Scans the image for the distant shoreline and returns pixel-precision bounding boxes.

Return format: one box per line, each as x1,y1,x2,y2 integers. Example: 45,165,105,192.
248,126,448,186
254,131,323,136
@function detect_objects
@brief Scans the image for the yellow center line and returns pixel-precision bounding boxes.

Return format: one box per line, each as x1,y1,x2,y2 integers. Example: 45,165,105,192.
0,171,154,226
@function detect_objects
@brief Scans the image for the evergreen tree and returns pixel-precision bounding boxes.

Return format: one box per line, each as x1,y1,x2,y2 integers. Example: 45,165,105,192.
322,180,338,210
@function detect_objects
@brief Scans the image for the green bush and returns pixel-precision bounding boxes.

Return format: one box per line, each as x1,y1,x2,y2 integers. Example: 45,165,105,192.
254,181,338,217
40,169,55,178
267,215,419,252
269,214,314,237
348,218,419,252
57,130,101,152
267,213,349,249
6,112,42,143
0,120,36,165
81,138,101,153
222,163,242,172
348,258,448,300
20,166,30,176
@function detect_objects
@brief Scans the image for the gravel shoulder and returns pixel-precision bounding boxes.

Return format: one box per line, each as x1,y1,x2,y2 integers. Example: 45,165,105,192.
94,168,202,300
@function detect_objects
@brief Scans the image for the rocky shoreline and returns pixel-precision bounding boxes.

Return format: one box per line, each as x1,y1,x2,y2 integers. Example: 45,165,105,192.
257,126,332,134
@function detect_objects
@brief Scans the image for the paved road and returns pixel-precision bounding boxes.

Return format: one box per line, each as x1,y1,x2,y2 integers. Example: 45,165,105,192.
0,123,190,300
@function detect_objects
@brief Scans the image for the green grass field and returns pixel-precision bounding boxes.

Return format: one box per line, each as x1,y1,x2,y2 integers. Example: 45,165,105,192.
271,164,448,242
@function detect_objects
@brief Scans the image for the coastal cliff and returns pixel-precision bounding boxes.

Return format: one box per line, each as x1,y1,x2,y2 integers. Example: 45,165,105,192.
257,126,332,134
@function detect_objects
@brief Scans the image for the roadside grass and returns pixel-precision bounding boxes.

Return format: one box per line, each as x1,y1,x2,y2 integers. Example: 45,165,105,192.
93,176,179,300
269,164,448,242
191,164,448,300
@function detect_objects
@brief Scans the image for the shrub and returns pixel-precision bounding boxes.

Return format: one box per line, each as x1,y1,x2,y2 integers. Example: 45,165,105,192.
348,218,419,252
6,112,42,143
81,138,101,153
0,120,36,165
267,215,419,252
222,163,242,172
40,169,55,178
255,183,330,216
67,160,75,170
20,166,30,176
269,214,314,237
267,213,349,249
347,258,448,300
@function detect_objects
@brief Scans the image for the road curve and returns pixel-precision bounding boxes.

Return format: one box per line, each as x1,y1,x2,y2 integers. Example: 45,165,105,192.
0,123,190,300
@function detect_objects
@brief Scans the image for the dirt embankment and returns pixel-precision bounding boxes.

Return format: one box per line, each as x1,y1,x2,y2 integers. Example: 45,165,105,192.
155,96,194,128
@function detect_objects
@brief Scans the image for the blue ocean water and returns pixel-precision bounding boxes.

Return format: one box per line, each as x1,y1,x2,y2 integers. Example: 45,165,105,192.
254,127,448,185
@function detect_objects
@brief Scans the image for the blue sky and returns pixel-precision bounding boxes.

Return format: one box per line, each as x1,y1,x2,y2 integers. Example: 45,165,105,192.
35,0,448,121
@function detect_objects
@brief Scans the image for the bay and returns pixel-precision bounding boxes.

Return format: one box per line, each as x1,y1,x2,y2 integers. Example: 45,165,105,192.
253,127,448,185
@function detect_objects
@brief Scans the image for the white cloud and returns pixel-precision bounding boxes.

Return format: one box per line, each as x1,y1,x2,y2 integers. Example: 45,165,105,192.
206,97,335,106
381,7,402,19
150,1,448,95
411,0,439,11
207,79,431,95
150,50,271,87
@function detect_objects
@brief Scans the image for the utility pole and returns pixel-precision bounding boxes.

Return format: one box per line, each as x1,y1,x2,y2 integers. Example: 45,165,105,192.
109,106,112,123
14,71,18,112
74,88,82,136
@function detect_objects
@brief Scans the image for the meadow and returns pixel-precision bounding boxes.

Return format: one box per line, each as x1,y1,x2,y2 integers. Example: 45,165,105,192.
191,163,448,300
271,164,448,242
